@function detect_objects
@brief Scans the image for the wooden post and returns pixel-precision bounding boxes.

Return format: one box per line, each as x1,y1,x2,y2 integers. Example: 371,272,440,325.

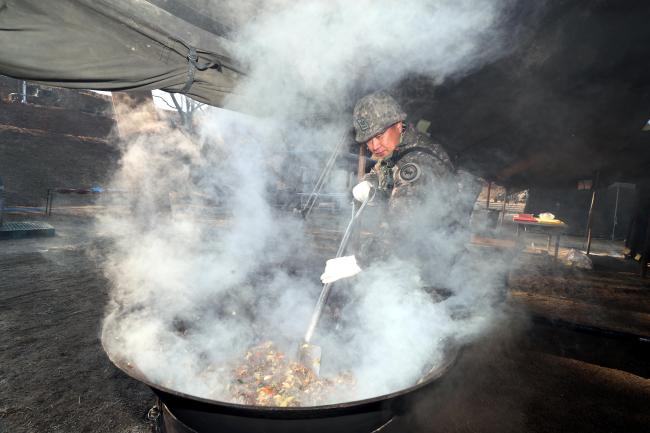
640,216,650,278
350,144,368,252
585,171,600,255
357,144,366,181
486,181,492,210
500,187,508,228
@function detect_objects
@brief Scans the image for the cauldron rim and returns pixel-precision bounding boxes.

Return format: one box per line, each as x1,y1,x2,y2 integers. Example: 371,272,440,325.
103,336,460,413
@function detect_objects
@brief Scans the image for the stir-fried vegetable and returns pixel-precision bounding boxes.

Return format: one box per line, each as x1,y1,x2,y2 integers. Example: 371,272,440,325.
227,341,354,407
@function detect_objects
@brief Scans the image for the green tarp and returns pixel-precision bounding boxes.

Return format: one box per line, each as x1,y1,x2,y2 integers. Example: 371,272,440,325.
0,0,242,106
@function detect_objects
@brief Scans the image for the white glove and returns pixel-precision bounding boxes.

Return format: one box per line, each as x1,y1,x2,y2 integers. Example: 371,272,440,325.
320,255,362,284
352,181,373,202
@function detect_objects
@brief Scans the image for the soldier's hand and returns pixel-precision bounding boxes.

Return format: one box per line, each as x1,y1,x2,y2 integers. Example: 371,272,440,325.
320,255,362,284
352,181,374,202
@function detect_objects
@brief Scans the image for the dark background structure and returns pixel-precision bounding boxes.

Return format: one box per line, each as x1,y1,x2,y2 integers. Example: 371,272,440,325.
2,0,649,189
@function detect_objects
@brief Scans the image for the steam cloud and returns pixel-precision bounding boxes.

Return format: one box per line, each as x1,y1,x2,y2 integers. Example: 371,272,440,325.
101,0,515,403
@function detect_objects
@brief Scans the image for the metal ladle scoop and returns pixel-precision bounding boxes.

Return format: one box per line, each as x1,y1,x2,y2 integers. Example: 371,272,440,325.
299,192,373,374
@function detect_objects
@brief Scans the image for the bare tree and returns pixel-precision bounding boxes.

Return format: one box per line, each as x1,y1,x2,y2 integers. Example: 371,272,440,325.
171,94,205,132
153,92,206,133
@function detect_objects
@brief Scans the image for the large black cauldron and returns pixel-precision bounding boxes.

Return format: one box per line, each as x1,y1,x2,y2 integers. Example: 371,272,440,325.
104,341,459,433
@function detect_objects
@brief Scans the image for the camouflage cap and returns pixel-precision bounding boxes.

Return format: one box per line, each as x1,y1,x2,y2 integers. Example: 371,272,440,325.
353,91,407,143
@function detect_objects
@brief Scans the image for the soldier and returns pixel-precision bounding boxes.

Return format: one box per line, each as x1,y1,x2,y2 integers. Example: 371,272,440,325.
321,91,472,285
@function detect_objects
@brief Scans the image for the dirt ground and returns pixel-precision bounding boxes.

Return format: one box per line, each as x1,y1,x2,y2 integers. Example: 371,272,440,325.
508,236,650,338
406,319,650,433
0,214,153,433
1,212,649,433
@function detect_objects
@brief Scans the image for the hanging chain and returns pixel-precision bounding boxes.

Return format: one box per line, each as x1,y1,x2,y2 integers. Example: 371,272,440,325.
147,402,162,433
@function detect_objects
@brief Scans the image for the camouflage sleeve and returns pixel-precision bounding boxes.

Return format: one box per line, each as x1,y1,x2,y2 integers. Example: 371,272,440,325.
355,168,387,266
361,170,378,188
356,220,392,267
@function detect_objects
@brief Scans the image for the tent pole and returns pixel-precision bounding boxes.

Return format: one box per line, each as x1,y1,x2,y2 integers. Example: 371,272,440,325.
611,185,620,240
585,171,600,255
625,186,640,257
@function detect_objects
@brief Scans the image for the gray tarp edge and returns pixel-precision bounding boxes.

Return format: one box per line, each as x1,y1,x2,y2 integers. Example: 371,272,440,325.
0,0,243,106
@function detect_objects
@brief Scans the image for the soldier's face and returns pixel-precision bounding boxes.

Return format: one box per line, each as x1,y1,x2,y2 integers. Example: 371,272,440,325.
366,122,403,159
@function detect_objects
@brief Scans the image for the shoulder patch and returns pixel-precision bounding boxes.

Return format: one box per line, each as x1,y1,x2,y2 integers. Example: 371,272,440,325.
398,162,421,182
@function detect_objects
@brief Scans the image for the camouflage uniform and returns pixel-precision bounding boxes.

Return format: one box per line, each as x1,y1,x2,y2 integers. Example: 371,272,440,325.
357,123,456,265
352,91,467,276
363,124,454,214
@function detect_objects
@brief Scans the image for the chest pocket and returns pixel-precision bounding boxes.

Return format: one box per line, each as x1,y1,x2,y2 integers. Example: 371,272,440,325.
375,159,396,192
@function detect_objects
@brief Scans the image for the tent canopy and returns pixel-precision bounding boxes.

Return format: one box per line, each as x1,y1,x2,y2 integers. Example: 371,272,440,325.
0,0,242,105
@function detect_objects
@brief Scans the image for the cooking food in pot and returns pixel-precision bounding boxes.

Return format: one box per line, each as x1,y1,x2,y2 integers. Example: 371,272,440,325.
227,341,355,407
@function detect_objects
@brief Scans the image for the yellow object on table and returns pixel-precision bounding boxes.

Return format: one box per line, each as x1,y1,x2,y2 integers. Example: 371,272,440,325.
537,219,564,224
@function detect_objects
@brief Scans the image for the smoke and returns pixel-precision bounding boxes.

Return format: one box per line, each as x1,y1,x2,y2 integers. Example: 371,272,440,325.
101,0,516,404
228,0,514,118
